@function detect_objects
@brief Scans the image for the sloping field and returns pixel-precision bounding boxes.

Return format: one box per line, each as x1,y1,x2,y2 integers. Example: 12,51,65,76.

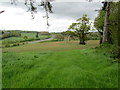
2,40,118,88
3,40,99,52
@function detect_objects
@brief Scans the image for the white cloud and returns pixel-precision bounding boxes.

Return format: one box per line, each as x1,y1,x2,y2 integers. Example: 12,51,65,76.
0,4,75,32
0,2,102,32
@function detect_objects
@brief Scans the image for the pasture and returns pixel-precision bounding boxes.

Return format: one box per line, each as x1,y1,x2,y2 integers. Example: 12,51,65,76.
1,32,51,47
2,40,118,88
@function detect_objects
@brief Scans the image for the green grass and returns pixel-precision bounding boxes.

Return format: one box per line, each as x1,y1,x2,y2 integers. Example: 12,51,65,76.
1,32,51,44
2,40,118,88
3,40,99,52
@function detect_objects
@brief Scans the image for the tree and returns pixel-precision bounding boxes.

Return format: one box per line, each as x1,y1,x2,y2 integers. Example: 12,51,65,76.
108,2,119,58
94,11,105,44
118,2,120,59
102,2,111,43
95,1,119,58
36,32,39,38
68,14,91,45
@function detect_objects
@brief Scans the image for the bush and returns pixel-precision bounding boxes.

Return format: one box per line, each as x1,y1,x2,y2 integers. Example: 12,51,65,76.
54,34,64,41
2,31,21,39
23,36,28,40
22,43,25,45
4,44,10,47
27,38,35,41
86,32,100,40
12,43,20,47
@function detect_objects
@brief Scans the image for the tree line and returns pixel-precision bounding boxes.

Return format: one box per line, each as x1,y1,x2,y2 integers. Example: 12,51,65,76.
94,2,120,58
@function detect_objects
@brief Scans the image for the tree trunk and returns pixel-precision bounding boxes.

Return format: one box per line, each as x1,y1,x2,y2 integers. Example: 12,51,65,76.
100,34,103,44
68,35,71,41
36,32,39,38
98,31,103,44
79,31,85,45
80,39,85,45
102,2,110,43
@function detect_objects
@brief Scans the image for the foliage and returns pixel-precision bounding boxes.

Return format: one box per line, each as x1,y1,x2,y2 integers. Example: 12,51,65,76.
23,36,28,40
94,2,119,58
4,44,10,47
68,14,91,45
54,34,64,41
1,31,51,48
109,2,119,58
87,32,100,40
109,3,118,46
1,31,21,39
61,31,77,41
94,10,105,44
12,43,20,47
94,11,105,33
61,31,77,36
39,31,50,35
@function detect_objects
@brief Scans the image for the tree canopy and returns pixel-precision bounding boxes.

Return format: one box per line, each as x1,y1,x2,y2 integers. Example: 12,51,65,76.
68,14,91,45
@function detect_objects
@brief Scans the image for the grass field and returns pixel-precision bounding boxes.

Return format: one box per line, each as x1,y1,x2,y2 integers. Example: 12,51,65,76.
2,40,118,88
3,33,50,41
3,40,99,52
2,32,51,44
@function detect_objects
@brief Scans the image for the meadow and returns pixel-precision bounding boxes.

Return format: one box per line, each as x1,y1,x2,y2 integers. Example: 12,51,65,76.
1,32,51,47
2,40,118,88
3,33,50,41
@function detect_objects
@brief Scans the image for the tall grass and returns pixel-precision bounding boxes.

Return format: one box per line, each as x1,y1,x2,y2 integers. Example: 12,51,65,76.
2,41,118,88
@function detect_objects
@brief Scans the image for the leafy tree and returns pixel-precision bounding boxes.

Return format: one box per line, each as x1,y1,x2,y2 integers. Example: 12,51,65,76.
68,14,91,45
94,11,105,44
109,2,119,58
95,1,120,58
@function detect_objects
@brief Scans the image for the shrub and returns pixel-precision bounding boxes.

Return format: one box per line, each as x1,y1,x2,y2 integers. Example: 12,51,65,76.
4,44,10,47
23,36,28,40
27,38,35,41
54,34,64,41
12,43,20,47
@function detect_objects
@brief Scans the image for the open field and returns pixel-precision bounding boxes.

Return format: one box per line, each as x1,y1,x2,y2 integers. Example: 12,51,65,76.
2,32,51,42
1,32,51,48
3,40,99,52
2,40,118,88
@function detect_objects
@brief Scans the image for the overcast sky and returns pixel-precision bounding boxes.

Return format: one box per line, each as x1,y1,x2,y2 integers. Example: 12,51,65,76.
0,1,103,32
